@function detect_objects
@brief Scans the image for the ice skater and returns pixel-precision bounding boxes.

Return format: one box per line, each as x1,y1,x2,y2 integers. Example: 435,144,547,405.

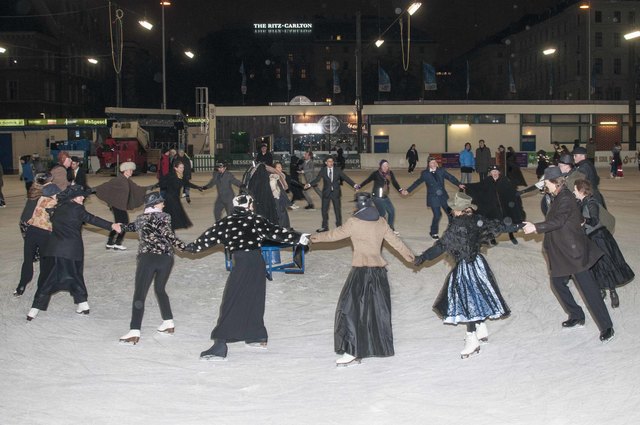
310,192,414,366
414,192,515,359
202,161,243,221
522,167,615,343
27,185,122,321
358,160,404,233
185,194,309,360
119,192,187,345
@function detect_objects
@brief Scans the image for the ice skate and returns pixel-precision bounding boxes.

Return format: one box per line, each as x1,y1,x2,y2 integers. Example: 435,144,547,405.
200,340,228,361
245,340,267,349
461,332,480,359
157,319,175,334
336,353,361,367
476,322,489,343
610,289,619,308
119,329,140,345
112,244,127,251
599,328,615,343
76,302,90,315
26,308,39,321
13,285,26,297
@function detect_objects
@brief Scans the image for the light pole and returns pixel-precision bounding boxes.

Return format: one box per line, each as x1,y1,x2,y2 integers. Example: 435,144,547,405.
624,30,639,150
543,48,557,100
161,1,171,110
579,3,591,100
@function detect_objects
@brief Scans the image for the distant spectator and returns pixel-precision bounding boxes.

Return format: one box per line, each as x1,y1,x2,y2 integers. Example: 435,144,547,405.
50,151,71,191
21,155,35,194
406,144,419,173
474,139,491,181
255,143,273,166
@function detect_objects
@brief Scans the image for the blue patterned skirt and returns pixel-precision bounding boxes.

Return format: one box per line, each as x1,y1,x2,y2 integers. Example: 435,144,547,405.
433,255,510,324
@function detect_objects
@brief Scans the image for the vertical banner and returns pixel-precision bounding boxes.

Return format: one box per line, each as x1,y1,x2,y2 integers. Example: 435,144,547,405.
378,66,391,92
239,62,247,95
332,61,341,94
508,61,516,94
465,60,470,97
423,62,437,90
286,60,292,91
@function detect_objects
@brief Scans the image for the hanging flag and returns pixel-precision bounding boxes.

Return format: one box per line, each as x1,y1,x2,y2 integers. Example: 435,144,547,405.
423,62,437,91
286,60,292,91
508,61,516,94
378,66,391,92
239,62,247,95
332,61,341,94
465,60,470,96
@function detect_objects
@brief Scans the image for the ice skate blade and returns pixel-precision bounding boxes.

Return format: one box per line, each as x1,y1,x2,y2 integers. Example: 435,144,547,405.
200,354,227,362
336,358,361,368
245,342,267,350
157,328,175,335
460,347,481,359
478,337,489,344
119,337,140,345
76,310,90,315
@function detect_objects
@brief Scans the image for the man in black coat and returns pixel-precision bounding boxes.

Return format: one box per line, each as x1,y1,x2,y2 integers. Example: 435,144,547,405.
305,156,359,232
203,162,244,220
572,146,605,207
522,166,614,342
403,156,465,239
69,156,88,188
255,143,273,166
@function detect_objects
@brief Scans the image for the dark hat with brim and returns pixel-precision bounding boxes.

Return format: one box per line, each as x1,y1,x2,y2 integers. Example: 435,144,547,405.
57,185,92,202
558,153,574,165
233,194,254,209
447,192,477,211
352,192,374,209
144,191,165,208
572,146,587,155
488,164,500,172
70,156,81,163
543,166,564,180
42,183,61,197
215,162,227,168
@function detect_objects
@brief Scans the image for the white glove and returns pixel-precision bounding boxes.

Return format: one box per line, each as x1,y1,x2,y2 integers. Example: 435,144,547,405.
299,233,311,245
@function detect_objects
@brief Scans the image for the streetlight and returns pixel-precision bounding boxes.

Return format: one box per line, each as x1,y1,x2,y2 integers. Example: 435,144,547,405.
355,2,422,152
624,30,639,150
580,2,591,100
87,58,99,64
0,46,6,54
543,48,557,99
161,1,171,110
138,19,153,30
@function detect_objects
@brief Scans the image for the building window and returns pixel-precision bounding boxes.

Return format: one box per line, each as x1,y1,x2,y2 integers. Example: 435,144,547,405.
613,58,621,74
613,33,621,47
300,68,307,79
595,32,603,47
595,10,602,23
594,58,603,74
287,53,293,61
629,11,636,24
9,56,18,67
325,61,331,71
613,11,621,23
7,80,18,100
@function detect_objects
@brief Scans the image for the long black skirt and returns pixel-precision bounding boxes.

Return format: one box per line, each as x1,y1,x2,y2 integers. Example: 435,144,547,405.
334,267,394,359
589,228,635,289
32,256,87,310
211,250,268,343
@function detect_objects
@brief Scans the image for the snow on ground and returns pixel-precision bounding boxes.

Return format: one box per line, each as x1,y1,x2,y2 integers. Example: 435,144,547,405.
1,166,638,425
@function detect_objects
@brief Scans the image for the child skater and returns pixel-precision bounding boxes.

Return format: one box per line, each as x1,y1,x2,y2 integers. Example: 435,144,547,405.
310,192,415,367
414,192,517,359
119,192,187,345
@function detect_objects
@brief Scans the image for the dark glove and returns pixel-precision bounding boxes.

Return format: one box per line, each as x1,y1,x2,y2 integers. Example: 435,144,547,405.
184,243,197,253
413,254,426,266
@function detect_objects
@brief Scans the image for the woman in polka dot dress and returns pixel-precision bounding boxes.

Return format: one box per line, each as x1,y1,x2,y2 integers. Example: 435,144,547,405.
186,194,309,360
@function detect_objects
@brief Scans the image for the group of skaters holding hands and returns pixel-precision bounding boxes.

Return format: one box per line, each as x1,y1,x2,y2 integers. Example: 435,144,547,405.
12,145,633,366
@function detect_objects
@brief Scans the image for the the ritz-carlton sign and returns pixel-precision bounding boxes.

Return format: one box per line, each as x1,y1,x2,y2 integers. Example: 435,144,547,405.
253,23,313,34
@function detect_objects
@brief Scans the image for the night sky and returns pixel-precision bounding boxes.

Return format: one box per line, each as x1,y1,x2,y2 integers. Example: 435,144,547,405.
132,0,570,61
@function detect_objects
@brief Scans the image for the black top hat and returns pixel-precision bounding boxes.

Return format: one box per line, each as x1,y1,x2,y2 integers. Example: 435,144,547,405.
215,161,227,168
144,191,165,208
353,192,374,209
543,166,564,180
572,146,587,155
488,164,500,171
57,185,92,202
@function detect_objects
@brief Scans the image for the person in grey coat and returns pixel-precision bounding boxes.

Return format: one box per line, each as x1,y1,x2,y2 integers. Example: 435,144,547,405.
475,139,492,181
203,162,243,220
299,151,322,209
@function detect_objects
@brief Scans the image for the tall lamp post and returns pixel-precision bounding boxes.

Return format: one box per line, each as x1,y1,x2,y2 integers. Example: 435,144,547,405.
543,48,557,100
624,30,639,150
161,1,171,110
354,2,422,153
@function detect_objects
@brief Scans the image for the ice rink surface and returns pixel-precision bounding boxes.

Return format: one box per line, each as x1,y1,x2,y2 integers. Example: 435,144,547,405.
1,166,638,425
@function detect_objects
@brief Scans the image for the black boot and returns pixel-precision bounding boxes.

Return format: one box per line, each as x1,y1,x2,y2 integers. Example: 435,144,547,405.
200,339,228,360
13,285,26,297
509,233,518,245
610,289,619,308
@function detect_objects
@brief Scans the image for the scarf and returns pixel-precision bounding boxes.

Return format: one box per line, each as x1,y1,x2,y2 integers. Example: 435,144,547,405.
175,169,184,180
144,206,163,214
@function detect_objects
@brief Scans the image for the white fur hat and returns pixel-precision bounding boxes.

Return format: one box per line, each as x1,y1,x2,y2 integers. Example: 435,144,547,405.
119,161,136,172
